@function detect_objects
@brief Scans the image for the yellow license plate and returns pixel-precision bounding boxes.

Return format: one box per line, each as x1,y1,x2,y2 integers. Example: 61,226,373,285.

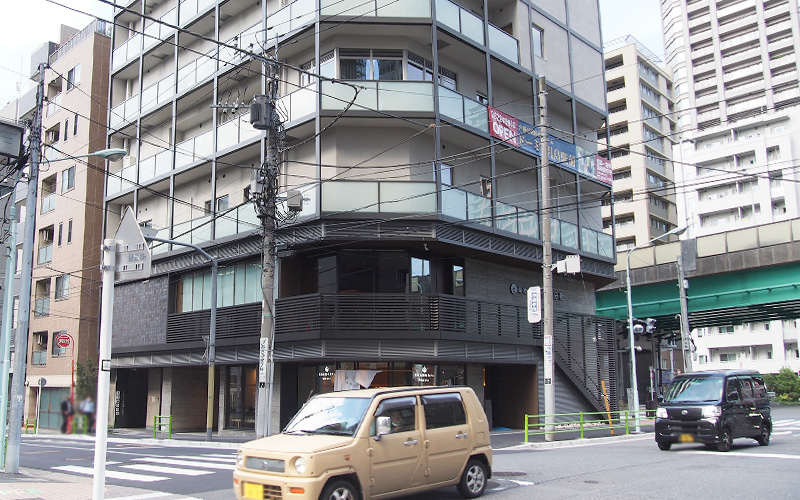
243,482,264,499
679,434,694,443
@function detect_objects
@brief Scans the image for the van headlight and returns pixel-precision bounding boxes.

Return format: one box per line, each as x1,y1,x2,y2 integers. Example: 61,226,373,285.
702,405,721,418
294,457,306,474
656,407,668,419
236,451,245,467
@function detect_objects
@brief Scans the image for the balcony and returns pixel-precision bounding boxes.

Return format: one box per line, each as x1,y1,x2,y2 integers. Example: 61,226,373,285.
179,0,216,26
434,0,519,63
691,45,715,59
769,53,796,71
321,80,435,115
697,108,721,122
174,129,214,170
106,163,137,197
173,214,213,247
41,193,56,214
719,30,759,51
773,86,800,104
496,201,539,239
717,0,755,19
37,244,53,265
214,204,261,240
141,74,176,114
442,185,492,228
142,8,177,52
688,13,710,29
177,51,217,93
137,149,173,185
279,85,318,125
110,93,140,130
766,20,792,37
437,86,489,133
217,115,262,152
112,33,142,71
46,93,61,117
722,63,763,83
323,180,437,215
263,0,316,47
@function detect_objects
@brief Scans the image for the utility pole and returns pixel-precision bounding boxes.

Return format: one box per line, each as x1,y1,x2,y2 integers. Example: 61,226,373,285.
5,62,45,473
676,254,693,373
252,56,281,438
0,202,17,467
538,76,555,442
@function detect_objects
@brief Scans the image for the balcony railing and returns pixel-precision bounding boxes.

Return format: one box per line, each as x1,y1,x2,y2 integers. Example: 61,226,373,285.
322,181,437,215
141,74,175,114
217,115,262,152
143,8,177,52
41,193,56,214
32,350,47,366
321,81,434,114
214,204,261,240
179,0,216,26
321,0,430,18
46,93,61,117
110,93,140,129
438,86,489,133
137,149,173,185
106,163,137,196
279,84,318,124
177,50,217,93
175,129,214,170
112,32,142,71
37,244,53,265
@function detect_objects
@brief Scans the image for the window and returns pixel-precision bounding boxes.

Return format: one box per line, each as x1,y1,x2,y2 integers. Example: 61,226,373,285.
650,218,668,231
67,63,81,90
177,261,262,312
64,119,69,141
411,258,431,293
55,274,69,300
452,263,464,296
407,52,456,90
62,166,75,192
300,51,335,86
339,49,402,81
440,164,452,186
38,226,54,264
32,332,48,366
67,219,73,243
58,222,63,246
476,92,488,105
205,195,230,214
73,113,78,135
52,331,67,357
373,397,417,435
422,393,466,429
613,170,631,181
532,25,544,58
718,325,734,334
698,355,707,364
719,353,734,362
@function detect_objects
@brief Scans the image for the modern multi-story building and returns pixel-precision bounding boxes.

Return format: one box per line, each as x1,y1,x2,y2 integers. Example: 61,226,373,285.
601,36,679,251
105,0,618,433
661,0,800,373
1,21,112,429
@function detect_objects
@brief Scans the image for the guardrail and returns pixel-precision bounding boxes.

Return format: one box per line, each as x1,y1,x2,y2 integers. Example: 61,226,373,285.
524,411,655,441
154,415,172,439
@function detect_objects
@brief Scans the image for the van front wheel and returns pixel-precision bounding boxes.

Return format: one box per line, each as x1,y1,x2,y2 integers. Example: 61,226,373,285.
717,427,732,452
756,424,770,446
320,479,359,500
457,458,488,499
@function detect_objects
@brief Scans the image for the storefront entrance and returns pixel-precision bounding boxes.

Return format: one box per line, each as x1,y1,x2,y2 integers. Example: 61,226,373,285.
227,366,257,428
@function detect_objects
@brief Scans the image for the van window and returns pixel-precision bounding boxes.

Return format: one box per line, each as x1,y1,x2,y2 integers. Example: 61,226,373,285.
739,377,754,399
422,393,466,429
725,378,740,401
664,376,723,403
373,397,416,435
752,376,767,398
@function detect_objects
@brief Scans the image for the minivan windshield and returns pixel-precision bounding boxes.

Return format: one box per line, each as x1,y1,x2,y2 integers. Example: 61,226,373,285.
284,396,371,436
663,376,723,403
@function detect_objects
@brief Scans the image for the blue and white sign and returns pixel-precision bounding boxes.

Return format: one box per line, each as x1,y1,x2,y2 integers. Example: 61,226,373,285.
527,286,542,324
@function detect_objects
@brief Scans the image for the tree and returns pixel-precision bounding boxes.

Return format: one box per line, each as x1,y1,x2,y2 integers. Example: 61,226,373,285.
764,367,800,403
75,358,97,401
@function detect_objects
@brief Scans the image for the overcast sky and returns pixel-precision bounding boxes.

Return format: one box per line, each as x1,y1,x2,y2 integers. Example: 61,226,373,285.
1,0,666,114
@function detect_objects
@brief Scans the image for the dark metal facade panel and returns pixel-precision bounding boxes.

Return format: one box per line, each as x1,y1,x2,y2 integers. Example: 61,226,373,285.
166,302,261,343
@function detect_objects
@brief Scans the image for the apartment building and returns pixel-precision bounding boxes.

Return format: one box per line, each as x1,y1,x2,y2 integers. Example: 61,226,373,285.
8,21,112,429
661,0,800,373
105,0,617,433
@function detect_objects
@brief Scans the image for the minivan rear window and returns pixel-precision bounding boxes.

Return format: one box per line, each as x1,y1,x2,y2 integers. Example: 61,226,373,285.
664,376,723,403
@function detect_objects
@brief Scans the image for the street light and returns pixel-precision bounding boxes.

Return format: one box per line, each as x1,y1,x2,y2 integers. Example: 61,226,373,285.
45,147,127,163
625,225,687,433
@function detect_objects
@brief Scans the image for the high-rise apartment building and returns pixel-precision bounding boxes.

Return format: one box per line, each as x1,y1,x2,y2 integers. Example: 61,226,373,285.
105,0,617,433
661,0,800,373
601,36,679,251
0,21,111,429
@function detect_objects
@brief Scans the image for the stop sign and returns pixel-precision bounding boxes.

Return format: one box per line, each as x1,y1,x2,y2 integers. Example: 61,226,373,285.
55,333,71,348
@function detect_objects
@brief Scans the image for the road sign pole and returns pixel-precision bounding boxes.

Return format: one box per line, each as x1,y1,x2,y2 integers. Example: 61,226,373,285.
93,239,117,500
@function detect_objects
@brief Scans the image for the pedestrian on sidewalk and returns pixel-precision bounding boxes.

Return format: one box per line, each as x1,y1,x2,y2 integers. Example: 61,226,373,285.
60,397,73,433
79,395,96,433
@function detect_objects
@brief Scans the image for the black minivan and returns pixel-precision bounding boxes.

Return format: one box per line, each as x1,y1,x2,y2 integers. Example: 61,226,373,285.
654,369,771,452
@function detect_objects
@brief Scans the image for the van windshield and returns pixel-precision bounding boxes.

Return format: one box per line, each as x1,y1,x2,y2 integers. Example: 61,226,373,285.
284,397,370,436
663,376,723,403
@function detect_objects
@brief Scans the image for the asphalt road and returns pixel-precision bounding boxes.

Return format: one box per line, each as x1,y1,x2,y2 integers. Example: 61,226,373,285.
16,405,800,500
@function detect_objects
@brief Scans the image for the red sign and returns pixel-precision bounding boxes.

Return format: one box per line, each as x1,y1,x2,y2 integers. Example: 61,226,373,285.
488,106,519,146
55,333,71,348
595,155,612,185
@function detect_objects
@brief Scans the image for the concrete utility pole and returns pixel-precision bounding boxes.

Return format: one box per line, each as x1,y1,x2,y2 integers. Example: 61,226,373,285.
5,63,45,473
0,202,17,467
252,57,281,438
538,76,555,442
676,254,693,373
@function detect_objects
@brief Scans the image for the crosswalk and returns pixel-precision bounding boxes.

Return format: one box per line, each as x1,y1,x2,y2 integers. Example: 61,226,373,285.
53,453,236,484
770,418,800,436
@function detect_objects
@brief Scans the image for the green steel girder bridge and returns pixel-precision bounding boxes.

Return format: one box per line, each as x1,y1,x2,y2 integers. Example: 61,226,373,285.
596,219,800,331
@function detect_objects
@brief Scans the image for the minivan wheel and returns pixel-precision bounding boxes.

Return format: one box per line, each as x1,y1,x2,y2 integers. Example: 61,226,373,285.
756,424,770,446
319,479,359,500
717,427,732,452
457,458,488,499
657,441,671,451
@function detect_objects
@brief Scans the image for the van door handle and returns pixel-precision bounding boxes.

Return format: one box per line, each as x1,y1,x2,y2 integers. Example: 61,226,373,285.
455,432,468,439
404,439,418,446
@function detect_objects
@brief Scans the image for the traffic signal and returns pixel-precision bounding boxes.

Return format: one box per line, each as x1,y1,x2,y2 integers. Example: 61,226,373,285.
645,318,657,334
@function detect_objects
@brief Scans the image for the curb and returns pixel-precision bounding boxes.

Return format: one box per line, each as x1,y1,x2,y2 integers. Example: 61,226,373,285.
500,432,653,450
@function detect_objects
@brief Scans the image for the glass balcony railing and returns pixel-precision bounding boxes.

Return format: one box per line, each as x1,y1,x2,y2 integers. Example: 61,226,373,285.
321,0,430,17
322,181,437,215
279,84,318,124
177,50,217,93
112,32,142,70
110,93,141,129
173,214,213,246
441,186,492,227
582,227,614,258
106,164,137,196
138,149,173,185
147,226,171,256
436,0,484,46
496,201,539,239
175,129,214,170
214,204,261,240
41,193,56,214
179,0,216,26
143,8,177,51
438,86,489,133
321,81,434,113
141,74,175,114
34,298,50,317
217,115,262,152
219,21,263,66
37,244,53,265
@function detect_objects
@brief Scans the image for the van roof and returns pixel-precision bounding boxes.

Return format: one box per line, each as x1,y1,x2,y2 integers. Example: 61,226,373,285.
675,369,763,378
315,385,470,399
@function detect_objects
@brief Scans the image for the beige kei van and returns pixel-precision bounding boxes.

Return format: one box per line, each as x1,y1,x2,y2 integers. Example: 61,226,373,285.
233,386,492,500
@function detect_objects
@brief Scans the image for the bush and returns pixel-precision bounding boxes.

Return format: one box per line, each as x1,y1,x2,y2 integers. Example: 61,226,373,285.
764,368,800,403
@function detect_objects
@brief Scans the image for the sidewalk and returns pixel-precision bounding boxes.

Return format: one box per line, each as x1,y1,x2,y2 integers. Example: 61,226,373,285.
0,426,651,500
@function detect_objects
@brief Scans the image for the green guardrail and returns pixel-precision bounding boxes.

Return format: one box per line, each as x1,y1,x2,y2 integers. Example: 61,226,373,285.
154,415,172,439
524,410,655,441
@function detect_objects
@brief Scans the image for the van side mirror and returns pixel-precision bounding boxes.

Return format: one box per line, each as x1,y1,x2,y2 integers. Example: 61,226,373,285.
375,416,391,440
727,391,740,402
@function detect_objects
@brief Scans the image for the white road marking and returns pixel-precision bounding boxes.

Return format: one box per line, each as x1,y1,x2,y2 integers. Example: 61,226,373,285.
169,455,235,463
133,457,236,470
108,494,204,500
772,431,792,436
53,465,167,482
690,451,800,460
122,463,214,476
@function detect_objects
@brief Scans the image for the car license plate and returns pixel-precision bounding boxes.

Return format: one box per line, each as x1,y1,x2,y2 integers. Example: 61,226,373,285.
244,482,264,499
679,433,694,443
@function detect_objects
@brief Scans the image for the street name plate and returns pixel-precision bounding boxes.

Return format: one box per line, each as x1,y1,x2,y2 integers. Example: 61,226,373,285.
113,207,152,281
